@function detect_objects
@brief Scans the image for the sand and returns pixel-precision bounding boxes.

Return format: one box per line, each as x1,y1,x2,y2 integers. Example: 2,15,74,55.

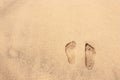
0,0,120,80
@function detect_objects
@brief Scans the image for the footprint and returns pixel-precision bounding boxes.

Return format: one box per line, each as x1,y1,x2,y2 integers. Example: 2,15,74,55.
85,43,96,70
65,41,76,64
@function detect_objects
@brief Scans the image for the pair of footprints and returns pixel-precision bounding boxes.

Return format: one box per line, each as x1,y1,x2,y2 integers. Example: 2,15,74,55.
65,41,96,70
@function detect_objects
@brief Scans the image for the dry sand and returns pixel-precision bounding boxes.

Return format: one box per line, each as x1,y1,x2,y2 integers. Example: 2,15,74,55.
0,0,120,80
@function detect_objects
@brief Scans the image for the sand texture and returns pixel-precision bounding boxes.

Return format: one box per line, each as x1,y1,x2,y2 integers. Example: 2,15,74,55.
0,0,120,80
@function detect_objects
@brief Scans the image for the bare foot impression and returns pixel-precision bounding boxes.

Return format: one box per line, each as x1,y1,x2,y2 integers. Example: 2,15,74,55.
85,43,96,70
65,41,76,64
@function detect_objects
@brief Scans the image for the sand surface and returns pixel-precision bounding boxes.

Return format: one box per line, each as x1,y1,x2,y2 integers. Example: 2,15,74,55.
0,0,120,80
